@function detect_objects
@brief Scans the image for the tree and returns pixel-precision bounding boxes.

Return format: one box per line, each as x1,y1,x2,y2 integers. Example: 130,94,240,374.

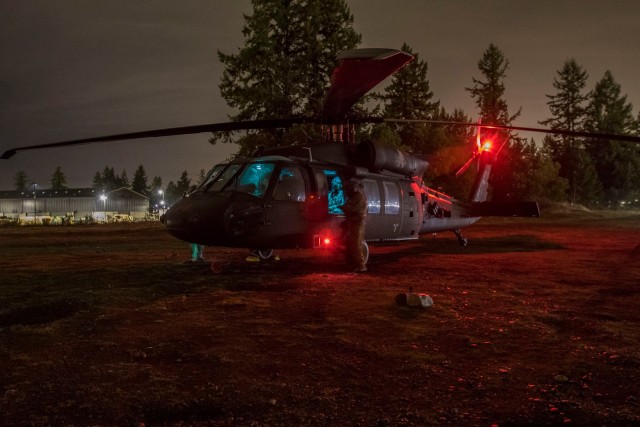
466,44,522,201
503,138,569,202
117,169,130,189
376,43,440,153
92,171,103,191
197,168,206,186
584,70,638,207
175,171,191,196
99,166,118,191
540,59,595,204
528,152,569,202
216,0,361,155
422,108,477,200
466,43,521,126
50,166,68,190
132,164,149,195
13,170,28,191
150,176,163,193
164,181,179,204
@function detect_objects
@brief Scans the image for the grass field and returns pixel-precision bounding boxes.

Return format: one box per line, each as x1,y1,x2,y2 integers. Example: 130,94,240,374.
1,211,639,426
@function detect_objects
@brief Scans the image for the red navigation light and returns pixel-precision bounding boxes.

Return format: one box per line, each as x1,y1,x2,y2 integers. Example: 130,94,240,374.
323,237,331,246
482,141,492,151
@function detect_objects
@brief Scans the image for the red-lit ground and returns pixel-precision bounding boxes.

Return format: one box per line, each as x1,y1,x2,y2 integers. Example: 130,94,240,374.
1,210,639,426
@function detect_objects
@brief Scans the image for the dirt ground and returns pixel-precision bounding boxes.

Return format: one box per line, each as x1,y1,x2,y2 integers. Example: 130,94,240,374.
1,210,639,426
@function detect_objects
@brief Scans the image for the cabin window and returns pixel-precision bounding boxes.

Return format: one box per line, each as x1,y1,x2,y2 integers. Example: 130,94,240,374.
383,181,400,214
273,167,306,202
315,171,328,198
324,170,344,215
362,179,380,214
227,162,275,198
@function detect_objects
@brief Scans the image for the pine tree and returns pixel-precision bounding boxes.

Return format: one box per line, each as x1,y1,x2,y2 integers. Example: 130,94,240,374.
150,176,163,193
584,70,638,207
14,170,28,191
132,165,149,195
423,108,477,200
540,59,596,205
50,166,68,190
164,181,179,204
175,171,191,196
92,171,103,191
507,138,569,202
466,44,522,201
378,43,440,153
466,44,521,125
529,150,570,202
100,166,118,191
216,0,361,155
117,169,130,189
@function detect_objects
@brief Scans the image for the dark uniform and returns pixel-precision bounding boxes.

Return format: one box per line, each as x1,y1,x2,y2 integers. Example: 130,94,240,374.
341,181,367,272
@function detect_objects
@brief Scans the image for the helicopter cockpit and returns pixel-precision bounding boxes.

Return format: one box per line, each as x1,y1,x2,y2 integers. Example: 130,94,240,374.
194,156,310,202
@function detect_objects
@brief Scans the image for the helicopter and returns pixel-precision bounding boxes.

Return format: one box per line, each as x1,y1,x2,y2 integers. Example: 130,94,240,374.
3,48,640,267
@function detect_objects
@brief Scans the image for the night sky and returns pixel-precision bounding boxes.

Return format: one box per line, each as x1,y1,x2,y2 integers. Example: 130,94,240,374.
1,0,639,190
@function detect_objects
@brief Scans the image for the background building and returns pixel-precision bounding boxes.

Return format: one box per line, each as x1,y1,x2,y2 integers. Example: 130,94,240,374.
0,187,149,222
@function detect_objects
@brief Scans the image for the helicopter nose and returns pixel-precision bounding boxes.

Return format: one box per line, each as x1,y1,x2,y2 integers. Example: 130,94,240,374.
163,195,224,244
163,193,267,246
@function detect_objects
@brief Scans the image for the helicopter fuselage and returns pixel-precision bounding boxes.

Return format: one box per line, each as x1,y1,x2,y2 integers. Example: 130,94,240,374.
162,144,482,252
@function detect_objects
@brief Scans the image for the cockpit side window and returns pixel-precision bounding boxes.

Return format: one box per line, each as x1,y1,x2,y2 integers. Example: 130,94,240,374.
208,164,241,192
324,170,344,215
198,164,226,191
226,162,275,198
273,167,306,202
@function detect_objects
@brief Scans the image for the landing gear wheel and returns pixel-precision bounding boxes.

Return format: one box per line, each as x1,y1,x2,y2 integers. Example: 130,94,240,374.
210,259,228,274
256,249,274,260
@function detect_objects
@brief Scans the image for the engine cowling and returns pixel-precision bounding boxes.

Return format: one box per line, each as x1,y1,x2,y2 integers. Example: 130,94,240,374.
351,140,429,177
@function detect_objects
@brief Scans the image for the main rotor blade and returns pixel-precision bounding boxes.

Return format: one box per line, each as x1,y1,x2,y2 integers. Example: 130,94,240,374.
1,118,310,159
322,49,413,122
383,119,640,144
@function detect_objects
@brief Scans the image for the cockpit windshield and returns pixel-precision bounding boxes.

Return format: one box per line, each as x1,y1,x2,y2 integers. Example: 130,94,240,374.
207,164,241,192
225,162,275,197
197,164,227,191
201,161,276,198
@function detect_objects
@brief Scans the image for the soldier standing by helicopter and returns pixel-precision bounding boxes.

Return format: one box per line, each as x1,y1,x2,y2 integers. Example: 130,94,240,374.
341,179,368,272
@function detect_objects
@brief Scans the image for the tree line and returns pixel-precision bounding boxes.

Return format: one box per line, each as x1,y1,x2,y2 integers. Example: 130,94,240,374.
213,0,640,208
12,165,207,207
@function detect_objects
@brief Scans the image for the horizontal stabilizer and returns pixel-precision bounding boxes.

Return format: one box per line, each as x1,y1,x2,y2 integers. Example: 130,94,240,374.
470,201,540,217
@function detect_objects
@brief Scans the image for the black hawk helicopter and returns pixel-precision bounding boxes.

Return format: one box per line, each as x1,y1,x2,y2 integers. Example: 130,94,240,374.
4,48,640,266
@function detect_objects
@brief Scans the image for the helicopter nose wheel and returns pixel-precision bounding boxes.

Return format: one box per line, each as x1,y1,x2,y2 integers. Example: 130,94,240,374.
453,229,468,246
249,249,273,261
256,249,274,260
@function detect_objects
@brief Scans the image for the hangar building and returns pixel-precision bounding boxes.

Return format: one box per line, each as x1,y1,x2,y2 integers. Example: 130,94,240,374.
0,187,149,221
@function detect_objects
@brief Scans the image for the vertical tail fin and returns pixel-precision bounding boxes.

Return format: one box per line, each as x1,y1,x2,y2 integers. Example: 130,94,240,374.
468,150,495,203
